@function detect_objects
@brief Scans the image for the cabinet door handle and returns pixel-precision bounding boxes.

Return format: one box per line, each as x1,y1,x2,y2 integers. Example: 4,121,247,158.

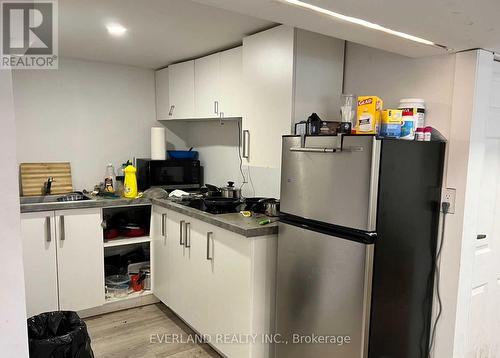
214,101,219,115
242,130,250,158
206,232,213,260
179,220,185,246
169,105,175,116
161,213,166,237
45,216,52,242
59,216,65,241
185,222,191,248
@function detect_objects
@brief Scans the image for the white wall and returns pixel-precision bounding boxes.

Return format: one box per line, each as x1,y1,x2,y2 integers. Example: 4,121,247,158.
183,120,242,187
13,58,166,191
344,44,500,358
441,50,500,358
0,70,29,357
12,55,274,196
161,119,281,198
343,42,478,358
343,42,455,138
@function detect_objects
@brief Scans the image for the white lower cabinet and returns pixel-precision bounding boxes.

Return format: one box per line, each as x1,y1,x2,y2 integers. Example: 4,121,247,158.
152,205,169,303
20,211,59,318
195,220,253,358
165,210,201,328
152,206,277,358
20,208,104,316
55,209,104,311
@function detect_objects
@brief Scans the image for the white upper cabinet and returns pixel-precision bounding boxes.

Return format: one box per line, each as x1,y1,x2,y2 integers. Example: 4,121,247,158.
156,47,243,121
219,46,243,118
168,60,195,119
242,25,345,168
195,53,221,118
242,25,295,169
194,48,243,119
155,68,170,121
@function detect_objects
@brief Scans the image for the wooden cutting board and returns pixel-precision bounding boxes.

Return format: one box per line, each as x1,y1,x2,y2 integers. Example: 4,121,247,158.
20,162,73,196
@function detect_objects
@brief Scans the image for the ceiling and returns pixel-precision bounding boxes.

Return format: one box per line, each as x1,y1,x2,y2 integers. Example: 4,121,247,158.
194,0,500,57
59,0,273,69
59,0,500,68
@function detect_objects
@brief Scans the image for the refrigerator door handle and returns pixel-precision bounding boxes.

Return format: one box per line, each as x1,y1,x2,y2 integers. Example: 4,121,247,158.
367,138,381,231
289,146,364,153
360,244,375,358
242,130,250,158
290,147,337,153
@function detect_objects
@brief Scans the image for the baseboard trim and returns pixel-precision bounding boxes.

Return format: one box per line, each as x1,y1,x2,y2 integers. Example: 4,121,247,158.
78,294,160,318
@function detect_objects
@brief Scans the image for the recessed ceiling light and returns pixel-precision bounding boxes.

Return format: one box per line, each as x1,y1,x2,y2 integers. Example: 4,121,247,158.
277,0,448,49
106,23,127,36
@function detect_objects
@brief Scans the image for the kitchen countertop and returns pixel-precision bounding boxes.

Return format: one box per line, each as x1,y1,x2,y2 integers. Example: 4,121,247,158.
20,195,152,213
20,195,279,238
152,199,279,238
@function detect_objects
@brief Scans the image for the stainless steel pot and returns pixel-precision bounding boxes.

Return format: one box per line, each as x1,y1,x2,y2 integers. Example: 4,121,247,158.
264,199,280,217
204,184,221,198
221,181,241,199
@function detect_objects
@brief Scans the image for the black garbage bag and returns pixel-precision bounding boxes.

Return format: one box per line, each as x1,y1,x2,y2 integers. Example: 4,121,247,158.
27,311,94,358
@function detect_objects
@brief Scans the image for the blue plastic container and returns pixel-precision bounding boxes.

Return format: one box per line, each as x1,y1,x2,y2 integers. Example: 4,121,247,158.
167,150,199,160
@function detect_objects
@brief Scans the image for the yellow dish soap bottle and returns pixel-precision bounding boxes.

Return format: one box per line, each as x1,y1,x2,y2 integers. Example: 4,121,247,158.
123,165,138,199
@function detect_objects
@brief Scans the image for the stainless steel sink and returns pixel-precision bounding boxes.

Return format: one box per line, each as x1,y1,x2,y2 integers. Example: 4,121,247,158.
20,194,94,205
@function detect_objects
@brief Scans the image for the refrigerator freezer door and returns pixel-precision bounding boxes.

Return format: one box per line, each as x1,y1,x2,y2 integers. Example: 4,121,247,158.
280,135,380,231
275,222,373,358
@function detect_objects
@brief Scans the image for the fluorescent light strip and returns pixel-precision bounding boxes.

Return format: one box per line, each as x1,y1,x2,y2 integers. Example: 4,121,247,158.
278,0,446,48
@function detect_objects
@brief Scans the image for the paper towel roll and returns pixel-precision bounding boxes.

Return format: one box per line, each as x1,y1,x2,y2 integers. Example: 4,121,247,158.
151,127,166,160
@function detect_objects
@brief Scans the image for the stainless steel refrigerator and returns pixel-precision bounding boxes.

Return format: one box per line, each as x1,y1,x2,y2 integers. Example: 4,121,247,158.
276,135,445,358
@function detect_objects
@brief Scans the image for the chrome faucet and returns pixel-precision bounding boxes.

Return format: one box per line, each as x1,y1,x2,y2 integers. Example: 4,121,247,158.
43,177,54,195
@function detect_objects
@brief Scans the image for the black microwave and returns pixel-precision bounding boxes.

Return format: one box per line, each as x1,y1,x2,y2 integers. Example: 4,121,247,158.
136,159,203,191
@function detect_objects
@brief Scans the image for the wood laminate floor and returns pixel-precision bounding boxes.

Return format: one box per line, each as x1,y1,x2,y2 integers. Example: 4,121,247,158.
85,303,222,358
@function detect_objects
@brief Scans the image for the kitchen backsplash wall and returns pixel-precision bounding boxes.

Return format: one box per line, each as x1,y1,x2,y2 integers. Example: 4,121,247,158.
184,120,242,188
13,57,186,191
162,120,281,198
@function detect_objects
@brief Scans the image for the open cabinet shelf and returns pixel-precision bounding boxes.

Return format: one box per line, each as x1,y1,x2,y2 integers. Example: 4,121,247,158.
103,236,151,248
102,204,153,308
105,290,153,304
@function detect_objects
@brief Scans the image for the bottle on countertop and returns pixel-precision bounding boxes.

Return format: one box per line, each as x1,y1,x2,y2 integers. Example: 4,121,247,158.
104,164,116,193
123,164,138,199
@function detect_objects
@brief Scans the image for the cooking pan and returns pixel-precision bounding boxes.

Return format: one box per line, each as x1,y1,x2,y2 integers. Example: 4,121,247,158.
243,197,276,213
202,184,222,198
203,197,241,212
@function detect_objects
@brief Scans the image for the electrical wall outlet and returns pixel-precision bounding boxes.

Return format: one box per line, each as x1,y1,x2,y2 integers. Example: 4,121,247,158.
442,188,456,214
